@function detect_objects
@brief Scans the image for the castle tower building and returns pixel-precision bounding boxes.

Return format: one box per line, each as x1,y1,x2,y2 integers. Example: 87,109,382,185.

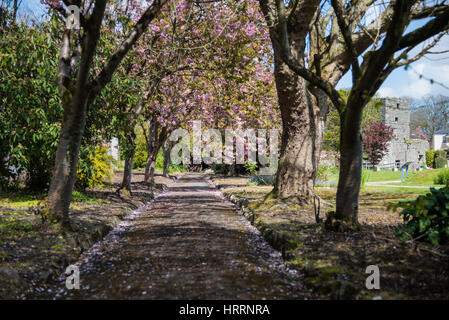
377,98,428,169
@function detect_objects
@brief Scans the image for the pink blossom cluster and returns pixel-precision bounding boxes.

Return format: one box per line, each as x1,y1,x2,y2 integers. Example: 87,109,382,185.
320,150,340,167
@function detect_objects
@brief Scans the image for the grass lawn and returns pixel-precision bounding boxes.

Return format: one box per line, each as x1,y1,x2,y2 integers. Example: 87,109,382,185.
397,168,447,186
364,169,402,182
323,168,404,183
322,167,449,187
0,190,107,210
362,185,432,195
0,192,41,209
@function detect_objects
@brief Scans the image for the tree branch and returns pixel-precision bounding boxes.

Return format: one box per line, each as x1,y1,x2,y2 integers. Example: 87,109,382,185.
356,0,416,103
331,0,361,79
57,29,72,93
399,6,449,49
397,31,447,66
75,0,106,93
87,0,168,105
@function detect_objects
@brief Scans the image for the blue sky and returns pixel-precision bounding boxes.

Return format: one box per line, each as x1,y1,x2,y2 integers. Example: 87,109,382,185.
336,18,449,100
19,0,449,100
336,39,449,100
18,0,46,20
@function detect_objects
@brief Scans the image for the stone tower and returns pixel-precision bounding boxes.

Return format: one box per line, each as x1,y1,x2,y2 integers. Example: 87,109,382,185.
378,97,429,169
379,98,411,168
382,97,410,142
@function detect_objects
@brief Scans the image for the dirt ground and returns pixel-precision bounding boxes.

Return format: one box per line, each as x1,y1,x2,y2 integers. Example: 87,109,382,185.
214,176,449,299
0,170,174,299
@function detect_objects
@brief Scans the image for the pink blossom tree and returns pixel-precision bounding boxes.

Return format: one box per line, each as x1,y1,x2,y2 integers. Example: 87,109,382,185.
43,0,168,224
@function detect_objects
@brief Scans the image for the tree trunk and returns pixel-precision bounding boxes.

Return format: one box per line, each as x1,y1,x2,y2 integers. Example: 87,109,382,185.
145,152,159,184
144,153,152,182
228,163,235,176
119,149,135,194
46,1,105,225
12,0,18,25
148,141,163,185
162,141,171,177
47,98,87,224
334,104,364,227
145,149,158,184
149,159,156,185
256,0,330,204
117,126,136,194
145,151,158,197
144,121,155,183
269,45,324,203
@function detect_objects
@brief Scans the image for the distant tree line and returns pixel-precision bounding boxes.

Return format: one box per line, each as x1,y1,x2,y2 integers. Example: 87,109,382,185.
410,95,449,140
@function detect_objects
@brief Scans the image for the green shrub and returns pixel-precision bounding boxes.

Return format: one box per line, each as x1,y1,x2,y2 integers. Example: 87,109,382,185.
0,22,62,190
435,156,447,169
155,151,164,171
434,151,447,169
435,150,447,159
426,150,436,168
246,163,258,175
76,146,114,190
133,127,150,169
317,165,329,181
434,169,449,186
389,187,449,245
169,164,185,173
211,163,257,175
133,148,147,169
317,165,339,181
133,148,164,171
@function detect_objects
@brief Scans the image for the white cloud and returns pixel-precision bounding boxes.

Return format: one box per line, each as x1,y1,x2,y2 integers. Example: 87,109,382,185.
377,59,449,99
346,35,449,99
377,87,395,98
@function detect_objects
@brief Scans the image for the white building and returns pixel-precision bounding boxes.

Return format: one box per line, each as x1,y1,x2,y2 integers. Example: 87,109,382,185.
433,129,449,151
107,137,120,163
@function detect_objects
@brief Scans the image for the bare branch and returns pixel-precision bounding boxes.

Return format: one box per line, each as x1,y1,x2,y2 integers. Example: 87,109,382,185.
331,0,361,79
399,6,449,49
75,0,106,92
397,32,447,66
356,0,416,101
412,3,448,19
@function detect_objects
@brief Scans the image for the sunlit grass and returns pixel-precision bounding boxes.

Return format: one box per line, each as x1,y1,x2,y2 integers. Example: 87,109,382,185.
365,169,403,182
320,168,405,183
318,166,449,187
0,192,40,209
0,190,107,210
363,186,431,195
398,168,446,186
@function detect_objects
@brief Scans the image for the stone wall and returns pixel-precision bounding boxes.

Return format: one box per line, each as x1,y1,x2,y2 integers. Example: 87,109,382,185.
409,139,430,169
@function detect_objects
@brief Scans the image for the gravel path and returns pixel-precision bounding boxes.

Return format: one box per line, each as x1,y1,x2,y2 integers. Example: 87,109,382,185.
53,173,304,299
